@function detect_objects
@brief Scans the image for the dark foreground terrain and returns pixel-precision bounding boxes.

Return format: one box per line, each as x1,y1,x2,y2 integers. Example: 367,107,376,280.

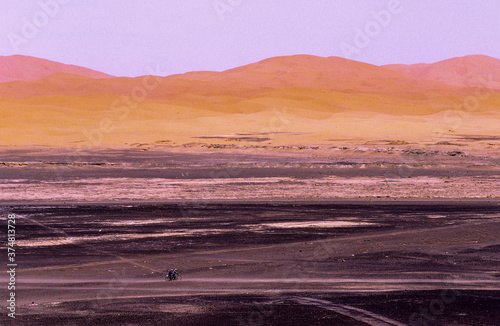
10,291,500,326
1,202,499,325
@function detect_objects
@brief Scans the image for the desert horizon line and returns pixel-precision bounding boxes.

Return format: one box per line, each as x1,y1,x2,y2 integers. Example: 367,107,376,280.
1,52,499,79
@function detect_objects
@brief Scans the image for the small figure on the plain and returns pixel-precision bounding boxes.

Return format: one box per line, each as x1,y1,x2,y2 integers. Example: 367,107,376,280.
173,269,178,280
167,269,173,281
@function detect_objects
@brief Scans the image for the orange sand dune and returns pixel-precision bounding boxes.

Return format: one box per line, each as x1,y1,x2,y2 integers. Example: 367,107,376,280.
0,55,467,99
184,55,448,93
1,54,499,148
0,55,113,83
384,55,500,89
2,89,499,148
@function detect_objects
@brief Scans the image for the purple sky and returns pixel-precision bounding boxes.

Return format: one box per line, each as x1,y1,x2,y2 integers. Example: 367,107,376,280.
1,0,499,77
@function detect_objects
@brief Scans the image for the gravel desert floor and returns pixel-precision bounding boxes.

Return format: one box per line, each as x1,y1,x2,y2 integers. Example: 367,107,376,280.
1,146,499,325
1,201,499,325
0,145,499,202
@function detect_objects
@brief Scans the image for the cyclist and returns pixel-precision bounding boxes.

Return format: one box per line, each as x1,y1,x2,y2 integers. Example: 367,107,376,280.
173,269,178,280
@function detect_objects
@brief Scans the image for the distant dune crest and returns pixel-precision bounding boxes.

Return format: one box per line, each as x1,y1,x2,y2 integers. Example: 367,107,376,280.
0,55,114,83
1,54,499,99
384,55,500,89
1,54,499,92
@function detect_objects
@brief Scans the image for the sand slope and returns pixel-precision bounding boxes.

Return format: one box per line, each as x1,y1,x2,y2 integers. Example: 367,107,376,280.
384,55,500,89
0,55,113,83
